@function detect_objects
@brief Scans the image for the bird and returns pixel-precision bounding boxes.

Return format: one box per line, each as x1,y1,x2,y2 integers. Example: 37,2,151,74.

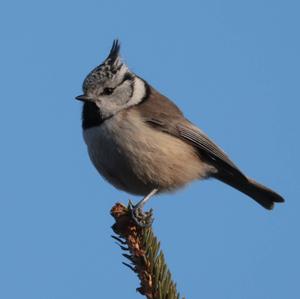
76,39,284,221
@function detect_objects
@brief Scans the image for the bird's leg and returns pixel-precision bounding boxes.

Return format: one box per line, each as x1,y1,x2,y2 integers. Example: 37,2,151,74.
129,188,158,227
135,188,159,210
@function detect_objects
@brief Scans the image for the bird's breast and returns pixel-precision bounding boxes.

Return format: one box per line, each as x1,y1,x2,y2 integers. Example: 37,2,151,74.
83,110,211,195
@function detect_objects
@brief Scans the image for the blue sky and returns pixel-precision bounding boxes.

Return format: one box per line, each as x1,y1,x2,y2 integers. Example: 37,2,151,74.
0,1,299,298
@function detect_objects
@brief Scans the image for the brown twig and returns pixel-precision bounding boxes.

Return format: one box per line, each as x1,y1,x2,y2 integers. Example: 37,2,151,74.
111,202,183,299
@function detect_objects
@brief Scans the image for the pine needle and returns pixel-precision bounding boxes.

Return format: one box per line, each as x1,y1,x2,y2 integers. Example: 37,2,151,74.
111,203,184,299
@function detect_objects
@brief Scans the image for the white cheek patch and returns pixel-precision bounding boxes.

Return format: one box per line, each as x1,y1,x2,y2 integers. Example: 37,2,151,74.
113,80,132,104
94,74,146,120
128,77,146,106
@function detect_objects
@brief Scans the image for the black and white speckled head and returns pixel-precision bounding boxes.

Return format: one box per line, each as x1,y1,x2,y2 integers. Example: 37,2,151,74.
77,40,148,121
82,40,124,93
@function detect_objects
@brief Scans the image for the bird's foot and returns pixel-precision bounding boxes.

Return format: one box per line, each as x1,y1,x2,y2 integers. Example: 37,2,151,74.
128,189,158,227
128,200,154,227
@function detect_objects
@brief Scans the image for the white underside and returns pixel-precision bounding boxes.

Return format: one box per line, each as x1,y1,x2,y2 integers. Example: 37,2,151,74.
83,110,212,195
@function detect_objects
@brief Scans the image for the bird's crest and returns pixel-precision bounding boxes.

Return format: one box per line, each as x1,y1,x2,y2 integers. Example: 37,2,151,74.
82,39,123,92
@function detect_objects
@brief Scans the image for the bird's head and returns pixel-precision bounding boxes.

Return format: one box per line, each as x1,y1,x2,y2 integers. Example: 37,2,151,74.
76,40,147,119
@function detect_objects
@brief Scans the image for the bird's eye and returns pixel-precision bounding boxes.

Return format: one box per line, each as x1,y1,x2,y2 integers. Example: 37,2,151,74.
102,87,114,95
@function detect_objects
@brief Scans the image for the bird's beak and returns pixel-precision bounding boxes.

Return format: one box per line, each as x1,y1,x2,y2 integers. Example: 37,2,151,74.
75,95,93,102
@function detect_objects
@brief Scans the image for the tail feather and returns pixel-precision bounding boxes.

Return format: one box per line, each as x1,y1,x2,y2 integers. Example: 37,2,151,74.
214,173,284,210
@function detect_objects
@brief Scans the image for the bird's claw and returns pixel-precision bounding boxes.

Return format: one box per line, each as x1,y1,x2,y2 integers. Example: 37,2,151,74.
128,201,154,227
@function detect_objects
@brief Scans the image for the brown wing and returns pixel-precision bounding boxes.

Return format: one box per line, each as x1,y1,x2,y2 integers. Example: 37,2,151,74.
135,86,247,180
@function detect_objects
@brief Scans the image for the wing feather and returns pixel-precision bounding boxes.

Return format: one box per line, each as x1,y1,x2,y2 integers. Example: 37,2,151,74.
177,124,247,179
135,85,246,179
